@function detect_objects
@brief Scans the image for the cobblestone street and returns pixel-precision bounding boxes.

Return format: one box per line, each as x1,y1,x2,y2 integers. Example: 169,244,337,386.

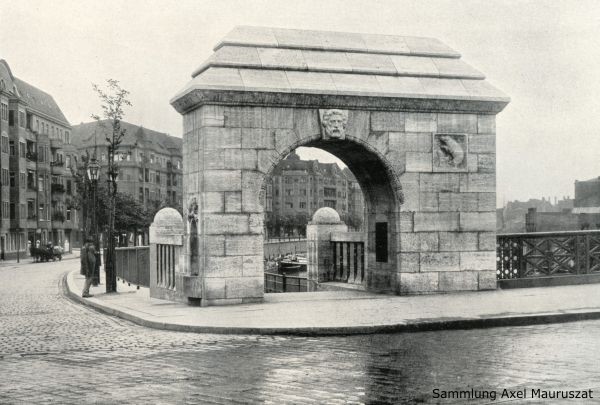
1,260,599,404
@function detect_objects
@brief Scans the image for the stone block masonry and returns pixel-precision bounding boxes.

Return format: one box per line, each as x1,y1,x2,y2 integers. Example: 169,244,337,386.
180,106,500,302
170,26,508,305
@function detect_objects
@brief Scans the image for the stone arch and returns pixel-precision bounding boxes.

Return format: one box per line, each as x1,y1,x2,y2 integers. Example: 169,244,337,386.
258,134,404,209
257,118,405,292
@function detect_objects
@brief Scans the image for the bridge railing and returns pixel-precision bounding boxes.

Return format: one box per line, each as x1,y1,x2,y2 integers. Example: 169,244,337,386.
264,272,307,293
115,246,150,287
497,230,600,280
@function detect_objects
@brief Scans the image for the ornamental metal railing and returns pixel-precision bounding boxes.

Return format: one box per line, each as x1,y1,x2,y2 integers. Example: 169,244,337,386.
497,230,600,280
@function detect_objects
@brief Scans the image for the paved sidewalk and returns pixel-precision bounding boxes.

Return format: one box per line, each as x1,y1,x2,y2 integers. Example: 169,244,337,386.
63,263,600,335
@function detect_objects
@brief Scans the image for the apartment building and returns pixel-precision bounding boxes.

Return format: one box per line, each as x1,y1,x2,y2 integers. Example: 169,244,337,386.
265,151,364,233
0,60,79,258
72,121,183,213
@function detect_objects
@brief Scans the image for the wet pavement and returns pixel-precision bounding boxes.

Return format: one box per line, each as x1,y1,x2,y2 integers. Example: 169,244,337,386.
1,260,599,404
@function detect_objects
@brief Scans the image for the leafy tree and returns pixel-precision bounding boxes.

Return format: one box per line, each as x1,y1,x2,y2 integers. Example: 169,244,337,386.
91,79,131,292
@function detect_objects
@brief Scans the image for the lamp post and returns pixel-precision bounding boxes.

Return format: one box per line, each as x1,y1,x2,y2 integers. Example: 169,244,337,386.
86,157,101,286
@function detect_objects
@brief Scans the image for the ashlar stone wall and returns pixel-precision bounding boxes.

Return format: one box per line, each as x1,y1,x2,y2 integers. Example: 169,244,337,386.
180,104,497,305
398,112,497,293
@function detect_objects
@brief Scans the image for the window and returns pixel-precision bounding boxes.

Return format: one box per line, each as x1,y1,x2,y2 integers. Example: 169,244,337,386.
66,180,72,194
20,172,25,188
9,203,15,219
172,174,177,186
324,200,336,209
1,135,8,153
285,202,293,209
39,203,45,221
0,103,7,121
19,142,25,158
167,175,171,186
27,200,35,219
1,168,8,185
19,111,25,128
300,202,306,209
8,110,15,126
65,155,71,168
9,141,15,156
38,176,44,192
2,201,8,219
300,189,307,196
27,171,35,189
144,169,149,182
324,188,336,198
150,154,154,164
145,188,149,203
20,204,25,219
9,172,15,187
66,209,71,221
139,187,144,202
65,131,70,144
155,172,160,184
285,189,293,196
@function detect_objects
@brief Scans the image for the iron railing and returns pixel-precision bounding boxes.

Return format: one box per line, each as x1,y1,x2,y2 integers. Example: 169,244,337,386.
264,272,307,293
497,230,600,280
115,246,150,287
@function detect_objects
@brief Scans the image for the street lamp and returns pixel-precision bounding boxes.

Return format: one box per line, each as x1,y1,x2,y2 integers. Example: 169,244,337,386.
86,157,101,286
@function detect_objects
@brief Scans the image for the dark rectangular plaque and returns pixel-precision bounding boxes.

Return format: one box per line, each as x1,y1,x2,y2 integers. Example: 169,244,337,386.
376,222,388,263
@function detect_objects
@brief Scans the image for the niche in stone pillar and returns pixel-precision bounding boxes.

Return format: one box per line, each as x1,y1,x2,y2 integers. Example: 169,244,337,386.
375,222,388,263
187,198,199,275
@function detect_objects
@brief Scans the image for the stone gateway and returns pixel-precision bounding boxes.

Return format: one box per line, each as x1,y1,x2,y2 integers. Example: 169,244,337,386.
169,26,509,306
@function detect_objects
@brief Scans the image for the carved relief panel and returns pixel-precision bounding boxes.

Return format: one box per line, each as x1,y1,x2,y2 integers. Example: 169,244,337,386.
433,134,468,172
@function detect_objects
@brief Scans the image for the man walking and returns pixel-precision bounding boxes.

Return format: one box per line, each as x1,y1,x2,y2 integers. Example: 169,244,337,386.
81,239,97,298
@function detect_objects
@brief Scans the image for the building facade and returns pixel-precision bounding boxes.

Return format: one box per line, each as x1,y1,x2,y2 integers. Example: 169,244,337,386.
0,60,79,258
72,121,183,217
264,151,364,236
519,177,600,232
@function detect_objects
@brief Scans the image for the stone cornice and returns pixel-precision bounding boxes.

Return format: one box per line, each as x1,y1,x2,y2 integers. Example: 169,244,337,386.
171,89,509,115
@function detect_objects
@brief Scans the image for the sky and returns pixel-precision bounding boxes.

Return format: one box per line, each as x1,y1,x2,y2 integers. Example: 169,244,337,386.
2,0,600,206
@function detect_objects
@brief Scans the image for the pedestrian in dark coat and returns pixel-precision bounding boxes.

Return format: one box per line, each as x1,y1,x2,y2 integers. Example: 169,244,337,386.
81,240,97,298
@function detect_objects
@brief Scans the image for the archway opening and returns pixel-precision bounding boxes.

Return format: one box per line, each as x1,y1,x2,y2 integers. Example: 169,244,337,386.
261,138,401,293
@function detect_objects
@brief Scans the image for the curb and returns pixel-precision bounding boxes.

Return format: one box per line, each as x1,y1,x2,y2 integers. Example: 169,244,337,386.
62,270,600,336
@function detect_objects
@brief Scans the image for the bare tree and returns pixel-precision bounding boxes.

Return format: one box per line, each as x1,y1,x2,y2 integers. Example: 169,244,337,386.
91,79,131,293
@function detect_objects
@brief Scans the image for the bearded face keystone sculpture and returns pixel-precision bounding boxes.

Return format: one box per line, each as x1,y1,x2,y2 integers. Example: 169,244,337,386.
319,109,348,140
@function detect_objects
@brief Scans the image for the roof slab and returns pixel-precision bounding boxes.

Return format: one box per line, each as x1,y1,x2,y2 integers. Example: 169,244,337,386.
171,26,509,114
